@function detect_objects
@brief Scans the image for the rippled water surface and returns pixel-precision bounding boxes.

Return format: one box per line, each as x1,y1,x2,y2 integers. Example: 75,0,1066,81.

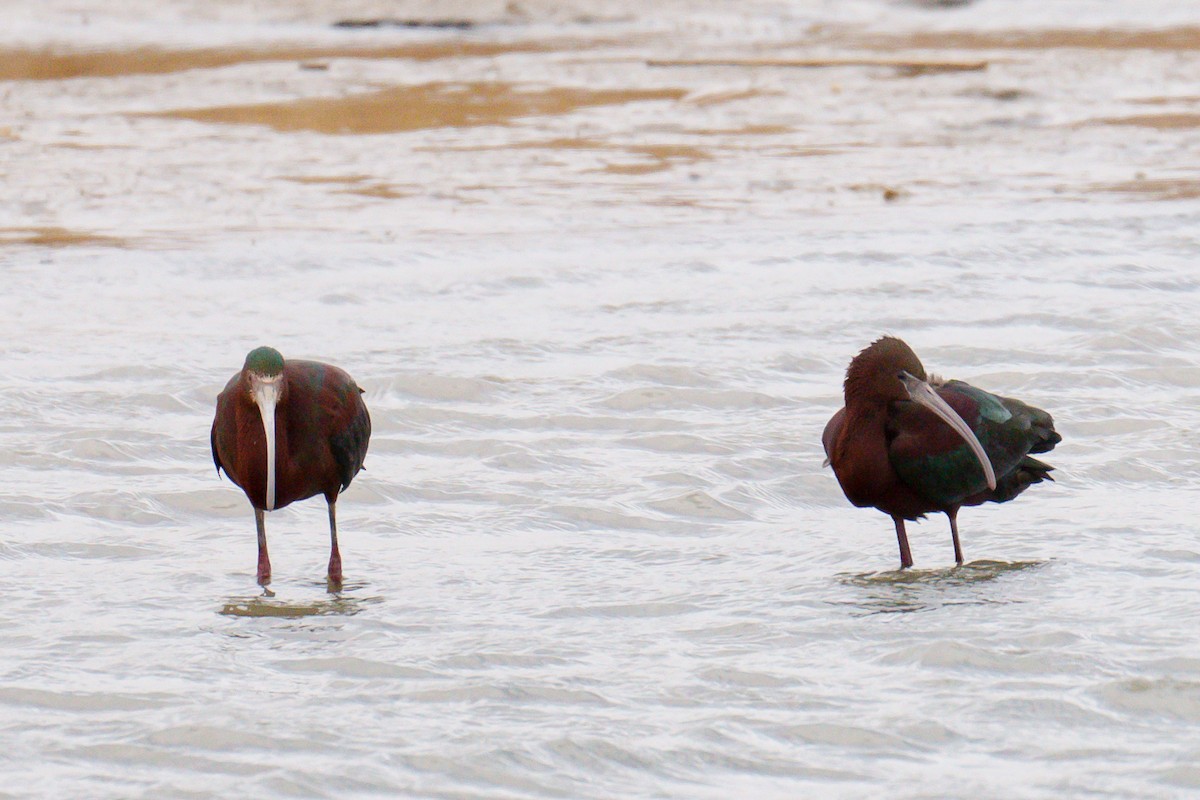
4,1,1200,797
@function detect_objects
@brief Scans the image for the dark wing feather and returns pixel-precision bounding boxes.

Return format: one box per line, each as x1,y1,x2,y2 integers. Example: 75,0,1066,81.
211,422,222,475
969,455,1055,506
211,373,242,479
330,392,371,492
822,408,845,463
210,399,227,477
890,380,1059,507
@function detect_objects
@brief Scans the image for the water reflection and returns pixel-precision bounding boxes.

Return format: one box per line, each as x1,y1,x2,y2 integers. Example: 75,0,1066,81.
843,559,1048,587
219,580,379,618
836,560,1048,615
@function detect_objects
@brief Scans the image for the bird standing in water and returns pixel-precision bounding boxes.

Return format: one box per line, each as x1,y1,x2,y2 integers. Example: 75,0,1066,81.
822,336,1060,568
211,347,371,588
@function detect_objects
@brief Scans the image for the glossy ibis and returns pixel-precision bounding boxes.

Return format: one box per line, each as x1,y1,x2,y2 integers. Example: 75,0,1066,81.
211,347,371,588
822,336,1060,568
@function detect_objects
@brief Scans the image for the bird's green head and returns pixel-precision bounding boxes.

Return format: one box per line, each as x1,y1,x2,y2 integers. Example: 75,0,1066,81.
244,346,284,378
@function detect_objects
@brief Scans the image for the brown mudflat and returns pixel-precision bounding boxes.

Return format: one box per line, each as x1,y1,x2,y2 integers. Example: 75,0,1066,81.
0,227,126,248
0,39,606,81
845,26,1200,52
149,82,687,135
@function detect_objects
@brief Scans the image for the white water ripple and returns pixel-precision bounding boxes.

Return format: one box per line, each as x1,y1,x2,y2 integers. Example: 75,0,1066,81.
4,1,1200,798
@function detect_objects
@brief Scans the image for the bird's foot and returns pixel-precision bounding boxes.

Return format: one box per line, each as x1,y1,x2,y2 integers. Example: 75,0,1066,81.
256,551,272,587
327,559,344,593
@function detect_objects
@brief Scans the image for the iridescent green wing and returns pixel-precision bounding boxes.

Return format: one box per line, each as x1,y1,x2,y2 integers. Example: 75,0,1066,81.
889,380,1057,506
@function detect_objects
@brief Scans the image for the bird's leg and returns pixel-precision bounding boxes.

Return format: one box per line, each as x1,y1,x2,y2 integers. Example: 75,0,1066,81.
947,508,964,566
892,516,914,569
255,507,271,586
326,498,343,590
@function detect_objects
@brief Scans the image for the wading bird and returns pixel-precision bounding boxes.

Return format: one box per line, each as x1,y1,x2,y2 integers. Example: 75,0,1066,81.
211,347,371,588
822,336,1060,568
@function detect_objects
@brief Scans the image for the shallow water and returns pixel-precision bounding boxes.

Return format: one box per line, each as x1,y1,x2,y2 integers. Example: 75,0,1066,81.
3,1,1200,797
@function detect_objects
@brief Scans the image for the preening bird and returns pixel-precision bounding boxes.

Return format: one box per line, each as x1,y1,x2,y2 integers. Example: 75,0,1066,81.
822,336,1060,568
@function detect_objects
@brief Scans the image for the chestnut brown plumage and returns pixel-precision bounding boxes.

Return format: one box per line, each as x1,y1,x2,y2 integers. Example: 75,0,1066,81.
823,337,1060,568
211,347,370,588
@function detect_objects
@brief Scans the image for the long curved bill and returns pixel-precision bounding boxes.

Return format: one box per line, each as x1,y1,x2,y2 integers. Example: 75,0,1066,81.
898,371,997,491
251,377,281,511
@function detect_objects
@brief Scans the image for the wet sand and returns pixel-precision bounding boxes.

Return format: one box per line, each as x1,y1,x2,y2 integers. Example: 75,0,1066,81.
0,39,606,81
152,83,688,135
4,9,1200,251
